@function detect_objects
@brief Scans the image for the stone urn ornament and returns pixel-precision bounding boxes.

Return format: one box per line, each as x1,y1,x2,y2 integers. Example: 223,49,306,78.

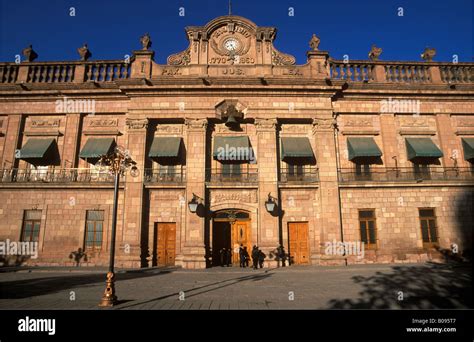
421,47,436,62
77,43,91,61
140,33,152,50
22,44,38,62
368,44,382,61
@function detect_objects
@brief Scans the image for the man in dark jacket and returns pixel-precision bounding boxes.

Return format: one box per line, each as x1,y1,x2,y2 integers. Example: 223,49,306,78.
226,247,232,267
251,245,259,270
219,248,226,267
239,244,245,268
258,249,266,269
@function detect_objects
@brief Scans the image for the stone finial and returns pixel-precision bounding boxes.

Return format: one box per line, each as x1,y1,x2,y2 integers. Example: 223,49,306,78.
309,34,320,51
368,44,382,61
77,43,91,61
140,33,152,50
421,47,436,62
22,44,38,62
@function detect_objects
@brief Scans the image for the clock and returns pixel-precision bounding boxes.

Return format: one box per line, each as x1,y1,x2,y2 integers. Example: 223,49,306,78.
223,38,239,52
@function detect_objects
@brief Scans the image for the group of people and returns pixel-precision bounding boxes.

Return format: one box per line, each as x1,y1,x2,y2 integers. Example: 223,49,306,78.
219,244,288,269
241,245,266,269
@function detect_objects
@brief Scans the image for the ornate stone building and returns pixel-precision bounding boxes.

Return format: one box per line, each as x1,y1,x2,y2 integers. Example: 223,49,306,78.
0,15,473,268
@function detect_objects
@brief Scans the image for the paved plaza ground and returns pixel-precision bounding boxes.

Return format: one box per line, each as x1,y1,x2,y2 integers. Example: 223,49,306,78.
0,262,471,310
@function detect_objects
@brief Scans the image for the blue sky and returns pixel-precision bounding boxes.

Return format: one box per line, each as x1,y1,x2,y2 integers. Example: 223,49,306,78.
0,0,472,64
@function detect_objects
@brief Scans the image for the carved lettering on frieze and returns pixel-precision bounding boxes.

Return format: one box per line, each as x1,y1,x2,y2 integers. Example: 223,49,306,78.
126,118,148,130
162,68,182,76
153,192,185,201
282,68,302,76
222,68,245,75
211,190,258,204
456,118,474,127
155,125,183,134
31,119,60,128
89,118,118,127
282,193,312,201
345,118,373,127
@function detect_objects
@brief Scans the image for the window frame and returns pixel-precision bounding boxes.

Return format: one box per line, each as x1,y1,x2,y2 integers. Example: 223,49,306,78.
358,209,377,249
21,210,42,242
418,208,439,248
84,210,105,251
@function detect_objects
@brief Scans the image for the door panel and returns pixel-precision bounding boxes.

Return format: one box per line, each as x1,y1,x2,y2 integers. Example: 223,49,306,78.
288,222,310,265
155,223,176,266
231,221,251,265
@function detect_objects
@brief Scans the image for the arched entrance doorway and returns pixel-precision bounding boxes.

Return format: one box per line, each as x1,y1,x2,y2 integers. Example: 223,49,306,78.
212,209,251,266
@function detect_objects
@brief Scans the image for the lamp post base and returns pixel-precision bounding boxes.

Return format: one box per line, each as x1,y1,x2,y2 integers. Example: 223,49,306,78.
98,272,118,307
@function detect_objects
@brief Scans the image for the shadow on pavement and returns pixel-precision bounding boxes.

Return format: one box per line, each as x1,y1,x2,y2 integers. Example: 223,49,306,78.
326,262,472,309
116,271,275,309
0,268,176,300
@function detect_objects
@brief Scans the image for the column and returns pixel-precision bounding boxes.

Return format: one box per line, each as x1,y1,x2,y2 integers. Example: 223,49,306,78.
255,118,279,267
312,114,344,265
182,118,207,269
119,118,148,268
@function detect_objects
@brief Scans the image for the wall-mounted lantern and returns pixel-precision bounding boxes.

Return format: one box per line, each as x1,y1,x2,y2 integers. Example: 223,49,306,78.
265,193,277,213
188,193,202,213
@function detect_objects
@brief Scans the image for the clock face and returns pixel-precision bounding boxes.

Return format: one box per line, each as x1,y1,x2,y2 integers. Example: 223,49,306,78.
224,38,239,52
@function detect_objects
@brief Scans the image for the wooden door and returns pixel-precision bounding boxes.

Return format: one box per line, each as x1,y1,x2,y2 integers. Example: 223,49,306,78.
288,222,310,265
155,223,176,266
231,221,251,265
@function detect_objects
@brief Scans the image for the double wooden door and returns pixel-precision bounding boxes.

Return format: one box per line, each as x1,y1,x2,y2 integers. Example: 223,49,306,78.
154,222,176,266
288,222,310,265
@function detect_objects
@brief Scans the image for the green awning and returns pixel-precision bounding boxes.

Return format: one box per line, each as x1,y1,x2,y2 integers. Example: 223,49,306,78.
213,136,251,161
406,138,443,160
281,137,314,159
79,138,115,160
19,138,57,162
462,138,474,161
347,137,382,161
148,137,182,158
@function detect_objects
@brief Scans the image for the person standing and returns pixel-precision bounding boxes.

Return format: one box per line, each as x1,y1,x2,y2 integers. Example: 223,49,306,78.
226,247,232,267
219,248,226,267
258,249,266,269
239,244,245,268
251,245,259,270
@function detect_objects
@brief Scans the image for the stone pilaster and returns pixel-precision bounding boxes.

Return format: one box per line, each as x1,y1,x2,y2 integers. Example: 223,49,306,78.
312,114,344,264
255,118,279,267
2,114,22,169
119,118,148,268
379,113,398,167
182,118,207,269
62,114,81,167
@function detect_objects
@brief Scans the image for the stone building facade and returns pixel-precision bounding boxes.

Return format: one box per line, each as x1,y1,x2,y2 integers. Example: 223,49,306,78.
0,15,472,268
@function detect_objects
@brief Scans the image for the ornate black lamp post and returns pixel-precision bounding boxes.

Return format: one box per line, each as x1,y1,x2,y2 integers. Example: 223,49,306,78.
97,146,139,307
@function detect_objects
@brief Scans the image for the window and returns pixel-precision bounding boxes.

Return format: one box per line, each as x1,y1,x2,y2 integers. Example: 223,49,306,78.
287,164,304,179
414,164,430,179
221,163,241,177
21,210,42,242
359,210,377,249
85,210,104,250
419,208,438,247
355,163,371,180
29,165,49,181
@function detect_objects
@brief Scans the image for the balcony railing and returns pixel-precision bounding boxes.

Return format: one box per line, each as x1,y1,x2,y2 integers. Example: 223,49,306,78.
144,168,186,183
206,168,258,184
279,166,319,183
0,168,118,184
338,167,474,183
